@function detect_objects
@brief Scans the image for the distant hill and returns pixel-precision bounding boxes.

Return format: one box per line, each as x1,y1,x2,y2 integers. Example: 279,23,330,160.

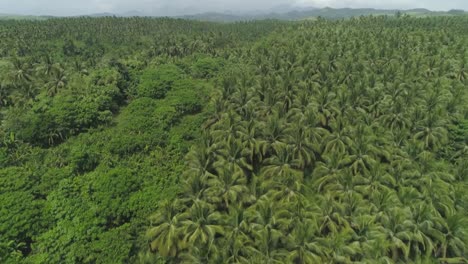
0,14,51,20
86,12,117,17
1,7,466,22
121,10,149,17
180,7,468,22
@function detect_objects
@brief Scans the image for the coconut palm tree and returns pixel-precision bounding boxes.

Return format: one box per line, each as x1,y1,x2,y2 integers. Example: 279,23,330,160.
180,201,223,247
146,201,185,257
221,206,256,262
45,68,67,96
284,221,326,263
414,114,448,151
437,213,468,260
205,164,249,209
9,58,33,84
35,55,59,77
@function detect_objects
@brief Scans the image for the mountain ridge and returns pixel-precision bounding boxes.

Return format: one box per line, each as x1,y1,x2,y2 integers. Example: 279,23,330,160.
0,7,466,21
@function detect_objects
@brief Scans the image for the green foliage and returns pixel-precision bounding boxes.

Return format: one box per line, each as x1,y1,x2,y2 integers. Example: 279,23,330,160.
135,64,183,99
2,68,122,146
0,17,232,262
167,79,205,115
0,167,45,262
1,15,468,264
147,16,468,264
190,56,223,79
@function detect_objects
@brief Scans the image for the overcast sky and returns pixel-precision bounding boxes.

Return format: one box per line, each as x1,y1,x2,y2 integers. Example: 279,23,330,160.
1,0,466,16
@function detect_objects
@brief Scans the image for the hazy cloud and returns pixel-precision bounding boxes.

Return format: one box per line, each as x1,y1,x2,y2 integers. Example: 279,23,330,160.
0,0,466,16
298,0,468,10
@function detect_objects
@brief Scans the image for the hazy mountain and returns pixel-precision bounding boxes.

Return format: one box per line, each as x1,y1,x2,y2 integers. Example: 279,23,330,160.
86,12,117,17
179,7,466,22
121,10,148,17
0,13,51,20
1,7,466,21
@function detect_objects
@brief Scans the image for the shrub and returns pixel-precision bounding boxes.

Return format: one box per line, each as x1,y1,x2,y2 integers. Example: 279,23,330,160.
136,64,183,99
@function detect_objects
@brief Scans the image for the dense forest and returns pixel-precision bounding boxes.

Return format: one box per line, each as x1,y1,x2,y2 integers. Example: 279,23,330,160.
0,15,467,263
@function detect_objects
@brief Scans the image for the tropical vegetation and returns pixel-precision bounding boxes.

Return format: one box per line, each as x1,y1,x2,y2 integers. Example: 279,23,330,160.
0,15,467,263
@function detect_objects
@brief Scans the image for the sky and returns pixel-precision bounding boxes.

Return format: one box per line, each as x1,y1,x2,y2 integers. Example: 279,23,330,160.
0,0,467,16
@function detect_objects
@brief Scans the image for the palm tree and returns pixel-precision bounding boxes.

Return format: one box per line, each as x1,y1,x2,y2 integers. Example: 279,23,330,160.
312,152,346,192
180,201,223,247
379,207,412,262
317,193,350,236
322,228,361,263
437,213,468,260
35,55,58,77
414,114,448,151
222,206,256,262
9,58,33,84
344,129,380,175
349,214,389,261
178,244,222,264
180,170,209,206
261,145,302,181
405,203,444,258
238,120,267,174
261,114,288,153
323,120,352,155
251,226,287,264
248,198,290,235
205,164,249,209
284,221,326,263
310,87,339,128
215,139,252,175
146,201,184,257
46,68,67,96
0,81,11,106
285,125,317,170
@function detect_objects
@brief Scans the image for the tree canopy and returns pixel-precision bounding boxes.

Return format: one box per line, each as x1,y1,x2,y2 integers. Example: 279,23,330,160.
0,15,467,263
